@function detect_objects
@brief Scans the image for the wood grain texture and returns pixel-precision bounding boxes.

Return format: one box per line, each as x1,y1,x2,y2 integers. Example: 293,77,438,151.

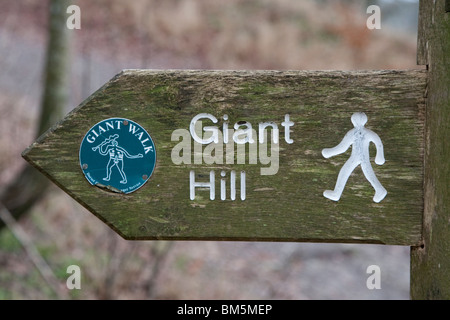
23,69,426,245
411,0,450,299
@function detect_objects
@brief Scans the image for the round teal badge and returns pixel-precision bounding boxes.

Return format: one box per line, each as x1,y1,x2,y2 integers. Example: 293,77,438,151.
79,118,156,194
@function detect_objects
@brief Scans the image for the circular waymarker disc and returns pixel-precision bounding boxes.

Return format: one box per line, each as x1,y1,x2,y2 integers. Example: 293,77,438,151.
79,118,156,194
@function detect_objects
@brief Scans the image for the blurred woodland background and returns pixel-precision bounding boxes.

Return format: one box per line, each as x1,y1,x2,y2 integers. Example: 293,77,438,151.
0,0,420,299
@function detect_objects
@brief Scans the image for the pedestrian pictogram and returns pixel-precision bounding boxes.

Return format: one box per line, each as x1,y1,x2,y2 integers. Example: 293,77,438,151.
322,112,387,203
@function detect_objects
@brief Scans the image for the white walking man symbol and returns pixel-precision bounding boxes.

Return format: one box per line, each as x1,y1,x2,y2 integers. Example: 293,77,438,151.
322,112,387,203
92,135,143,184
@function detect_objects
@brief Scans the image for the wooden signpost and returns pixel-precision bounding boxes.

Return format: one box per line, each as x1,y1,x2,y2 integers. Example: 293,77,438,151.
21,0,449,299
23,69,426,244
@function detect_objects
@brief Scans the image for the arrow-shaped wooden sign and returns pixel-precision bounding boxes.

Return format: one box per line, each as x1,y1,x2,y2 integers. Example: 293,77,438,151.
22,69,426,245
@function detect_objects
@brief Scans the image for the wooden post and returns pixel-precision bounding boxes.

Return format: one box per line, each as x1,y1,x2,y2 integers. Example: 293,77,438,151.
410,0,450,299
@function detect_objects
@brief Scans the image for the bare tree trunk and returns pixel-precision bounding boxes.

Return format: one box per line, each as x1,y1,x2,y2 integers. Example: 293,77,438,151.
0,0,70,229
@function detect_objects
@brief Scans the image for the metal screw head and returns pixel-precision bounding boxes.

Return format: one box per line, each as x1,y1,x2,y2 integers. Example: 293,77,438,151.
123,120,128,126
82,164,88,170
142,175,148,180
